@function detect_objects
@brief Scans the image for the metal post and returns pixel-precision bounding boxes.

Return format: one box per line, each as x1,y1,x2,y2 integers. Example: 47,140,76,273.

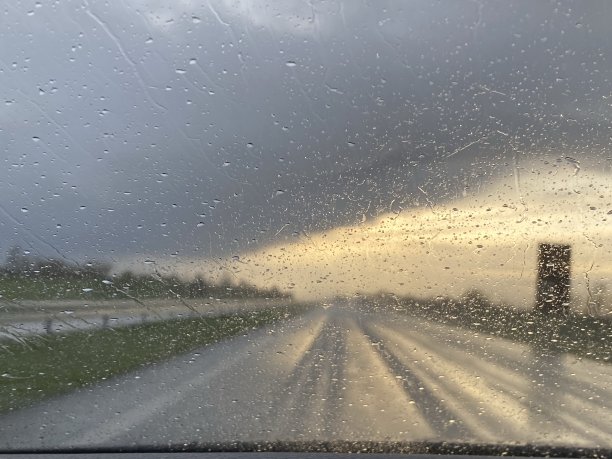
535,243,571,315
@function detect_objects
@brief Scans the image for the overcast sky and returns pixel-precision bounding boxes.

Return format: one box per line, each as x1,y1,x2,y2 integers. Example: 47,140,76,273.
1,0,611,279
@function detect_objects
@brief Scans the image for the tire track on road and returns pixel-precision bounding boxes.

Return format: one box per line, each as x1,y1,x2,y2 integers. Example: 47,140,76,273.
358,321,469,439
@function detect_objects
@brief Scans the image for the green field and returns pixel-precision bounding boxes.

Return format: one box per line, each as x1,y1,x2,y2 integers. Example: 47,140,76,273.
0,304,309,413
0,273,288,302
0,275,107,300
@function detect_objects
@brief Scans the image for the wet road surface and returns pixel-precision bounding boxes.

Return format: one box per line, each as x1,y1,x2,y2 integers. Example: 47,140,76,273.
1,306,611,449
0,298,286,338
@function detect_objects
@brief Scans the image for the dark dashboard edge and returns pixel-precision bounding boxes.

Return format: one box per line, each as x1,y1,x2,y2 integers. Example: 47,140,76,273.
0,441,610,458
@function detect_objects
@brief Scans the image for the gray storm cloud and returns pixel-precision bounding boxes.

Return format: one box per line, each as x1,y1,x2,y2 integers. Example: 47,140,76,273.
1,0,611,272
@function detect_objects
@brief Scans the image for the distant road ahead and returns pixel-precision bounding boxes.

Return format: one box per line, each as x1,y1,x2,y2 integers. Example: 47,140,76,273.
1,306,610,449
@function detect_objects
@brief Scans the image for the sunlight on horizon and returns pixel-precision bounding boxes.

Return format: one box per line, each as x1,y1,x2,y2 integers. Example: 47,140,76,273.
210,156,612,312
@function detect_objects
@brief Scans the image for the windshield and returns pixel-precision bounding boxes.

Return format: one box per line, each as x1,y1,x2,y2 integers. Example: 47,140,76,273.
1,0,611,454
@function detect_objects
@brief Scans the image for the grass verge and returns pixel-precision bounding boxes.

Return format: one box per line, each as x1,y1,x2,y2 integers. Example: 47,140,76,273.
0,303,309,413
389,296,611,363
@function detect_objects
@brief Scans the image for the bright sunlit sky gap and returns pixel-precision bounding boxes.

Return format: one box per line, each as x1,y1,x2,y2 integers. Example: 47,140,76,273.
193,155,612,307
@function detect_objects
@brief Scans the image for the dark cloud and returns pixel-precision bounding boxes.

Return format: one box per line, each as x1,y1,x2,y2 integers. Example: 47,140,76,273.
1,0,611,266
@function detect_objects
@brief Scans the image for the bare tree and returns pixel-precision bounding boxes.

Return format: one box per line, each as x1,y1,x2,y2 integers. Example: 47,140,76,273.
4,245,29,274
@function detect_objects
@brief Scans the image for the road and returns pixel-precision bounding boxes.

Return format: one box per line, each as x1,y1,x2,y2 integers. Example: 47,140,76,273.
0,298,288,339
1,305,611,450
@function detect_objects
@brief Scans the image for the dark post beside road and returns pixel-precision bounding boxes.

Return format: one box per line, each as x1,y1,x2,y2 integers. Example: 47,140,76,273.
529,243,571,426
533,243,571,352
535,243,571,316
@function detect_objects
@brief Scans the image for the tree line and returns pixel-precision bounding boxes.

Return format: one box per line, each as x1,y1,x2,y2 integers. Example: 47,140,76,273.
0,246,290,300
